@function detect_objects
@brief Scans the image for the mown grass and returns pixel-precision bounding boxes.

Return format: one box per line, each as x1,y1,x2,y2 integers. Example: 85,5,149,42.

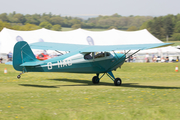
0,63,180,120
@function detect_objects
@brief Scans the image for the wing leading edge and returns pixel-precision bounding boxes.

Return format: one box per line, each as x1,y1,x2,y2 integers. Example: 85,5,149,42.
30,42,173,53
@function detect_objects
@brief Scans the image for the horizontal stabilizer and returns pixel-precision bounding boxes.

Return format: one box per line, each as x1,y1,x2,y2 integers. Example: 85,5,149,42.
20,61,45,66
5,61,12,65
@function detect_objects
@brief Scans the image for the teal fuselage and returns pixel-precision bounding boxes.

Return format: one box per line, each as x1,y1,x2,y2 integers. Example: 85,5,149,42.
24,52,126,74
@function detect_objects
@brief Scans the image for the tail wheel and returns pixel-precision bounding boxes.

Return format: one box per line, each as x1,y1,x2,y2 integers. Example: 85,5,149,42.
17,75,21,79
92,76,99,84
114,78,122,86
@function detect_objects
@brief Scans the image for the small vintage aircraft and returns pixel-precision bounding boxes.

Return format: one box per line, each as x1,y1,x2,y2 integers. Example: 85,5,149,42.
13,41,172,86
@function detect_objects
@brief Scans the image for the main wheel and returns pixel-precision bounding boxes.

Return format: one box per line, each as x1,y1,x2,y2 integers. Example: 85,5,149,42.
92,76,99,84
114,78,122,86
17,75,21,79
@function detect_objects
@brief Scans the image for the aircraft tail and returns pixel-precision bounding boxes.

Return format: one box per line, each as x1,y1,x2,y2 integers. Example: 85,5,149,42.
13,41,37,71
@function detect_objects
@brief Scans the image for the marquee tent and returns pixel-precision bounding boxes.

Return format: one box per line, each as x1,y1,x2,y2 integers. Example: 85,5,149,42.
0,27,179,59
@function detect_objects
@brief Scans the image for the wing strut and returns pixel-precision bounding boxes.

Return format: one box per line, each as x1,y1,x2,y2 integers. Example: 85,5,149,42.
126,49,141,59
55,50,64,55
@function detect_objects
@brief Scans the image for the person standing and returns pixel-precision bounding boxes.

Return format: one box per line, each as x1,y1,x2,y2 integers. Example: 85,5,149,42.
145,53,149,62
0,57,3,63
7,52,13,61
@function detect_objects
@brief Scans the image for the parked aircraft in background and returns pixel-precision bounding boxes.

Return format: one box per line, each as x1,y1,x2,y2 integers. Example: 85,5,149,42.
12,41,172,86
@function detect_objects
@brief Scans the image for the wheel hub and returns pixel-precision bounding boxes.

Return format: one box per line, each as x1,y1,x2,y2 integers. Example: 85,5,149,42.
117,80,120,84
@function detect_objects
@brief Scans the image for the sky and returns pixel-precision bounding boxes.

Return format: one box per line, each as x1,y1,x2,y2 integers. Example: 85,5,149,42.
0,0,180,17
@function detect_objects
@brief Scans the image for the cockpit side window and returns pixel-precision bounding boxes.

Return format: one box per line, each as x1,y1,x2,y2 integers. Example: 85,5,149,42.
94,52,104,58
84,52,93,60
84,52,111,60
105,52,111,56
95,52,111,58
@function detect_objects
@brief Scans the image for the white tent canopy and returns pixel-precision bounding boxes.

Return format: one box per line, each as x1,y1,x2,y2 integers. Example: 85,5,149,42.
0,27,179,57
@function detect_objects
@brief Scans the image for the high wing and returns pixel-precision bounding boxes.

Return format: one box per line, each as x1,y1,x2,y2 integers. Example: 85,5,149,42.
30,42,88,52
30,42,173,53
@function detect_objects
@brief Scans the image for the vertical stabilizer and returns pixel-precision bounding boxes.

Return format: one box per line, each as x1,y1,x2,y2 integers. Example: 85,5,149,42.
13,41,36,71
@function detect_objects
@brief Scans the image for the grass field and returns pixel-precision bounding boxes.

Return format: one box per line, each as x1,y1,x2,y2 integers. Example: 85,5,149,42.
0,63,180,120
166,41,180,46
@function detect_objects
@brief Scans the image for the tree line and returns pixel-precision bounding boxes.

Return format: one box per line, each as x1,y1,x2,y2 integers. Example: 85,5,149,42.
140,14,180,41
0,12,153,31
1,12,180,41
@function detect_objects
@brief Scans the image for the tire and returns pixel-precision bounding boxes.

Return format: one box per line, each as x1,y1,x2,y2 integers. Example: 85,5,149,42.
92,76,99,84
114,78,122,86
17,75,21,79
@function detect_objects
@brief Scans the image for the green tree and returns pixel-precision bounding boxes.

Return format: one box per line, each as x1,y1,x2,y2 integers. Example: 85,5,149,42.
51,24,61,31
71,24,81,29
39,21,52,29
0,20,11,31
50,17,63,25
108,26,117,29
111,13,121,17
12,13,26,24
11,25,21,30
139,21,149,30
25,14,40,25
42,12,53,18
127,26,138,31
172,33,180,41
62,19,71,27
41,16,50,23
149,17,166,39
86,15,153,30
163,15,174,37
70,19,82,25
0,13,9,22
174,21,180,33
19,23,39,31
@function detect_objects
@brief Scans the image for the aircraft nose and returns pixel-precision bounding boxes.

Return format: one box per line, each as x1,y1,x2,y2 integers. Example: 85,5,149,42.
115,53,126,60
110,53,126,71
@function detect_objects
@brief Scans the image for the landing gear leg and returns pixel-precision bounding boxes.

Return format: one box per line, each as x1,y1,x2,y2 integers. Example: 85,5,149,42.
17,67,26,79
106,71,122,86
